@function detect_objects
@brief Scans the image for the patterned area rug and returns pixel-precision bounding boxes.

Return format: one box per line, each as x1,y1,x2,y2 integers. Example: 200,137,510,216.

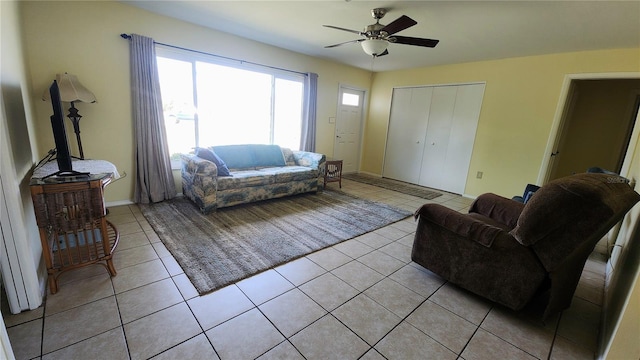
343,173,443,200
139,191,411,295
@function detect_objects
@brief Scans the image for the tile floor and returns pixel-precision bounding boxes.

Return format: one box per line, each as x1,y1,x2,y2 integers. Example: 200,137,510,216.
3,179,604,359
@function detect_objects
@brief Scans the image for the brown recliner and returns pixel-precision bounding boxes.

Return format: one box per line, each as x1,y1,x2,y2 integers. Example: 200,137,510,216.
412,173,640,318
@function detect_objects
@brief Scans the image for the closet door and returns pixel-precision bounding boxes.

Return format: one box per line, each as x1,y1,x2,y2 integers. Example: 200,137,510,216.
383,87,432,183
418,83,485,194
418,86,457,190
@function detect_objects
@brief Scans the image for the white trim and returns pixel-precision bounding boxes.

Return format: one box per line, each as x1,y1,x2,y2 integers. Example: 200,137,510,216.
105,200,135,208
537,72,640,185
392,81,487,90
0,312,15,360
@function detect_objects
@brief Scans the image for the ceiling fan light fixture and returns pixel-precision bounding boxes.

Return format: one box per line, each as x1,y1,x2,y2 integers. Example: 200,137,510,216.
361,39,388,56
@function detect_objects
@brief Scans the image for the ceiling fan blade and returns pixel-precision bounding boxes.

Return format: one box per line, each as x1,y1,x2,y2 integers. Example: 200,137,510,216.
375,49,389,57
381,15,417,35
390,36,439,48
323,25,364,36
324,39,363,48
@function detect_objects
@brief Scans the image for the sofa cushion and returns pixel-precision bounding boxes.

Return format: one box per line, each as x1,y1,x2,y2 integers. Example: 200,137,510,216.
252,144,286,167
216,169,275,190
281,148,297,166
257,166,317,183
195,147,231,176
212,145,256,169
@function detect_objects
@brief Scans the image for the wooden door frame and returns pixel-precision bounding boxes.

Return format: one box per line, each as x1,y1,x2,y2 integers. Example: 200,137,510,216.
537,72,640,185
333,84,367,172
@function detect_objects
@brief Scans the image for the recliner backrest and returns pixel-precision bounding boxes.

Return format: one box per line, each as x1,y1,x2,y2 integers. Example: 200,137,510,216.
510,173,640,271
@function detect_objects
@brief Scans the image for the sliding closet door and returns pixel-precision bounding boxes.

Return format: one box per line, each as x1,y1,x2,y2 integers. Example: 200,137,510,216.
419,83,484,193
418,86,457,189
383,87,432,183
442,84,484,193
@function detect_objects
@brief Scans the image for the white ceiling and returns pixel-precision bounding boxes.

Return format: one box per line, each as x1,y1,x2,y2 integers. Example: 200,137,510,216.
124,1,640,72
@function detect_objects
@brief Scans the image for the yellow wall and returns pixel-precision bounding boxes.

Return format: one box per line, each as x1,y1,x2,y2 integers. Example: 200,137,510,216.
363,49,640,197
20,1,372,203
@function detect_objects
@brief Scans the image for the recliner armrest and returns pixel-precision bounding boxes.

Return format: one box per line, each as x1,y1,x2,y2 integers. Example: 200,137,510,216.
469,193,524,230
415,203,514,248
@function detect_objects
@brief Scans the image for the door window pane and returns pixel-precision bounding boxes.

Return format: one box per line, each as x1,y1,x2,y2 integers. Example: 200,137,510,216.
342,93,360,106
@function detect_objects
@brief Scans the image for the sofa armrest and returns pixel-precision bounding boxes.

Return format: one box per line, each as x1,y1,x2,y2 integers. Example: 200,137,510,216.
469,193,524,230
181,154,218,213
415,203,514,248
292,151,326,170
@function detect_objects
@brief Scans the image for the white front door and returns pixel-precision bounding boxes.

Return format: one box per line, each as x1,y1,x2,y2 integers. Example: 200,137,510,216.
333,87,364,173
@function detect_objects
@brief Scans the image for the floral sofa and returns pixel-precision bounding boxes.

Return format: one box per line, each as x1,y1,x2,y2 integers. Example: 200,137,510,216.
181,144,325,213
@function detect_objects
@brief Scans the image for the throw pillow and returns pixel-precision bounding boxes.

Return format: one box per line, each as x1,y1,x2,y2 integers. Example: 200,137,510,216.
281,148,297,166
195,147,231,176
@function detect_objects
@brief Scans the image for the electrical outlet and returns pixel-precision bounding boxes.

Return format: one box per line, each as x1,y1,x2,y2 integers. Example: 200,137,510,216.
476,171,483,179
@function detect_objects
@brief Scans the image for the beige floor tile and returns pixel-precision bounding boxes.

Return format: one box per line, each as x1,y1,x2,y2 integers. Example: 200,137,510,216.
42,296,121,354
111,258,170,294
364,278,425,318
116,231,152,251
105,213,138,226
45,273,114,316
388,264,445,298
106,205,133,216
357,250,405,276
275,257,326,286
356,232,395,249
480,307,554,359
152,242,172,258
556,297,601,351
259,289,326,337
152,333,219,360
461,328,537,360
57,263,111,286
112,243,159,269
41,327,128,360
389,219,418,233
299,272,359,311
429,283,492,325
290,315,369,360
374,225,410,241
331,260,385,292
375,322,457,360
333,294,401,345
160,255,184,276
332,239,374,258
396,233,415,248
206,308,284,360
173,274,199,300
236,269,294,305
124,302,201,360
256,340,304,360
3,306,43,328
6,319,42,360
306,247,352,271
549,335,595,360
117,221,144,236
407,300,476,354
378,241,412,263
360,348,387,360
117,278,184,324
187,285,254,330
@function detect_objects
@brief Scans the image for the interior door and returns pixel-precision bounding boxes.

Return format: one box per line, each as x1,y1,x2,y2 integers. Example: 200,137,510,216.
334,87,364,173
383,87,432,183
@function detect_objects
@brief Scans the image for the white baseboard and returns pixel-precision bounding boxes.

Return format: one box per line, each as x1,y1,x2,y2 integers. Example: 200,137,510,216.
105,193,184,208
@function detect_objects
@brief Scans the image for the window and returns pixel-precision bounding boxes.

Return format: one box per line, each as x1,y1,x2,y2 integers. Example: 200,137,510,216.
342,92,360,106
156,48,305,165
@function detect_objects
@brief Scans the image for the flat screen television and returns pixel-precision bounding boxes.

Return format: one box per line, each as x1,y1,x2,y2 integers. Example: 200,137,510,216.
44,80,89,179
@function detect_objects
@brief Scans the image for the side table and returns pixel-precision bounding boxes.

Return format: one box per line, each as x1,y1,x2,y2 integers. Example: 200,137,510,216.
324,159,343,188
30,173,119,294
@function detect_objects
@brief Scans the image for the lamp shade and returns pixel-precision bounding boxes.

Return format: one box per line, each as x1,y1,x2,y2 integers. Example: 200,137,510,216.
42,73,96,103
361,39,388,56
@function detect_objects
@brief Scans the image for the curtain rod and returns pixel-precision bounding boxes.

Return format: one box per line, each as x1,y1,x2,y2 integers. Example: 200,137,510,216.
120,33,307,76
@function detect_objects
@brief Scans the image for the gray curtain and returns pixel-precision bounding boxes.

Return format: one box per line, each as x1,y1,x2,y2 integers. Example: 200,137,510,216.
129,34,176,203
300,72,318,151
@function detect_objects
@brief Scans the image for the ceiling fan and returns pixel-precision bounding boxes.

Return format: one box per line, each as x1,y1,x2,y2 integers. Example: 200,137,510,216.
323,8,440,57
